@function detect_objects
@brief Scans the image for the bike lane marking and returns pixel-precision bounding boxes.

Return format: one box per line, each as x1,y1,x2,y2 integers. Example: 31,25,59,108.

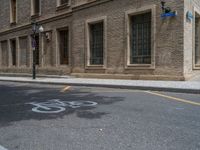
28,99,98,114
0,145,8,150
146,91,200,106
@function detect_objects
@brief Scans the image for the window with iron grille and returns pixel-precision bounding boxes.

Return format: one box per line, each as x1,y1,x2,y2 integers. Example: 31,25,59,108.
130,12,151,64
60,0,69,5
10,39,17,66
1,41,9,67
89,22,104,65
195,13,200,65
32,0,40,15
35,34,40,65
59,29,69,65
10,0,17,23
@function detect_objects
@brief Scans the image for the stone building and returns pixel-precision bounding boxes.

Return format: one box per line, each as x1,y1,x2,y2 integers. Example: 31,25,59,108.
0,0,199,80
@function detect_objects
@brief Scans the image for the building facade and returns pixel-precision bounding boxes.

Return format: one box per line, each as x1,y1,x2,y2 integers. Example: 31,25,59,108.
0,0,199,80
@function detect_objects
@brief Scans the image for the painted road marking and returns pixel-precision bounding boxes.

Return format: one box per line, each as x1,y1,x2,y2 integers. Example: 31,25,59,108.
146,91,200,106
28,99,98,114
0,145,8,150
60,86,71,93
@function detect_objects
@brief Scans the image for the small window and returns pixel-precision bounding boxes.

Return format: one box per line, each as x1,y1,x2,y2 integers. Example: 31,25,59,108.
89,22,104,65
32,34,40,65
10,39,17,66
60,0,69,5
32,0,40,16
130,12,152,64
19,37,29,67
10,0,17,23
1,41,9,67
59,29,69,65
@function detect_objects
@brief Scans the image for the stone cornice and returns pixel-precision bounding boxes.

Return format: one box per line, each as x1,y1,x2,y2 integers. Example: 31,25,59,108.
72,0,113,12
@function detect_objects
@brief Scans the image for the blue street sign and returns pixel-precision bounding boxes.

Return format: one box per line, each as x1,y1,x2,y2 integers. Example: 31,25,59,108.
161,12,177,18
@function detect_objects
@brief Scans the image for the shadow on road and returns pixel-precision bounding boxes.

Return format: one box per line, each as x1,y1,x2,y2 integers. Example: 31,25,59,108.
0,85,124,127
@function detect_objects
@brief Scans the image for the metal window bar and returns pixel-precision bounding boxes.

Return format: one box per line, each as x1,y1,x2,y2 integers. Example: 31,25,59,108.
195,16,200,65
60,0,69,5
11,40,16,66
35,34,40,65
60,30,69,65
131,12,151,64
90,22,104,65
34,0,40,15
11,0,16,22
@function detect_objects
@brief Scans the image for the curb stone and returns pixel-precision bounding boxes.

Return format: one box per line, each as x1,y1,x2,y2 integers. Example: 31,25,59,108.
0,78,199,94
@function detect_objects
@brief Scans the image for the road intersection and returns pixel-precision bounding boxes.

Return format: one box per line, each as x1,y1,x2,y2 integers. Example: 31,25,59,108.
0,82,200,150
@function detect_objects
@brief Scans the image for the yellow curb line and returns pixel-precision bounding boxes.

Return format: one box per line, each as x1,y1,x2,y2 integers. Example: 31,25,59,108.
60,86,71,93
146,91,200,106
79,90,142,93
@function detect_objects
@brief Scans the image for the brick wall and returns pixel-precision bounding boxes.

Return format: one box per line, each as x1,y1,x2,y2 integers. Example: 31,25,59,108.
0,0,195,80
184,0,200,79
72,0,184,77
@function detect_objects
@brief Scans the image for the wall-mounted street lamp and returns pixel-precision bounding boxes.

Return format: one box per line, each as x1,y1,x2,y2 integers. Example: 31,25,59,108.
31,21,44,79
161,0,177,18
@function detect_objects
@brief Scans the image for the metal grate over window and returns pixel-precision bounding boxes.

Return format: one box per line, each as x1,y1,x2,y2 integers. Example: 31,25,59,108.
131,12,151,64
11,39,16,66
195,14,200,65
34,0,40,15
59,30,69,65
35,34,40,65
60,0,69,5
11,0,17,22
90,22,104,65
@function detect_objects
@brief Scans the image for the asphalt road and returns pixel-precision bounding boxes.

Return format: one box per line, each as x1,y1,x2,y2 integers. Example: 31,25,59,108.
0,81,200,150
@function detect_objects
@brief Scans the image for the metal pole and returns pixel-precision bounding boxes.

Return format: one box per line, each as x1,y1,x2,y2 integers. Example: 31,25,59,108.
32,22,36,80
33,40,36,79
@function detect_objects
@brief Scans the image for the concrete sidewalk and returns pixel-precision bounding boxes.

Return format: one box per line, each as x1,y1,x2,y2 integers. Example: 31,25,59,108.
0,76,199,94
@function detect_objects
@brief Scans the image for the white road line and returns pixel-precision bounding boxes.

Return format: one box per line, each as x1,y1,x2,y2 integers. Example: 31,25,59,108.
0,145,8,150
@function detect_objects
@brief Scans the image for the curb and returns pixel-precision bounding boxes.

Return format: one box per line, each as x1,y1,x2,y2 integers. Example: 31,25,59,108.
0,73,73,79
0,79,199,94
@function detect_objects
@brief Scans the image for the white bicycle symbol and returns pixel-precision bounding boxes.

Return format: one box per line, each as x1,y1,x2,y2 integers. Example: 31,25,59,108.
28,99,98,114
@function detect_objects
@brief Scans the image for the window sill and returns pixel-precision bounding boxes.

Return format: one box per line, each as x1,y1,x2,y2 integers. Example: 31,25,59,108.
56,4,70,11
58,64,70,67
31,14,40,19
125,64,155,70
85,65,106,70
10,22,17,26
193,64,200,70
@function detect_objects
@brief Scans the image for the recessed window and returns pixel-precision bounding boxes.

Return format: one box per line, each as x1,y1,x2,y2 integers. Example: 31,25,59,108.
19,37,29,67
32,34,40,65
60,0,69,5
130,12,152,64
59,29,69,65
57,0,70,7
31,0,40,16
89,22,104,65
10,0,17,23
1,41,9,67
195,12,200,66
10,39,17,66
